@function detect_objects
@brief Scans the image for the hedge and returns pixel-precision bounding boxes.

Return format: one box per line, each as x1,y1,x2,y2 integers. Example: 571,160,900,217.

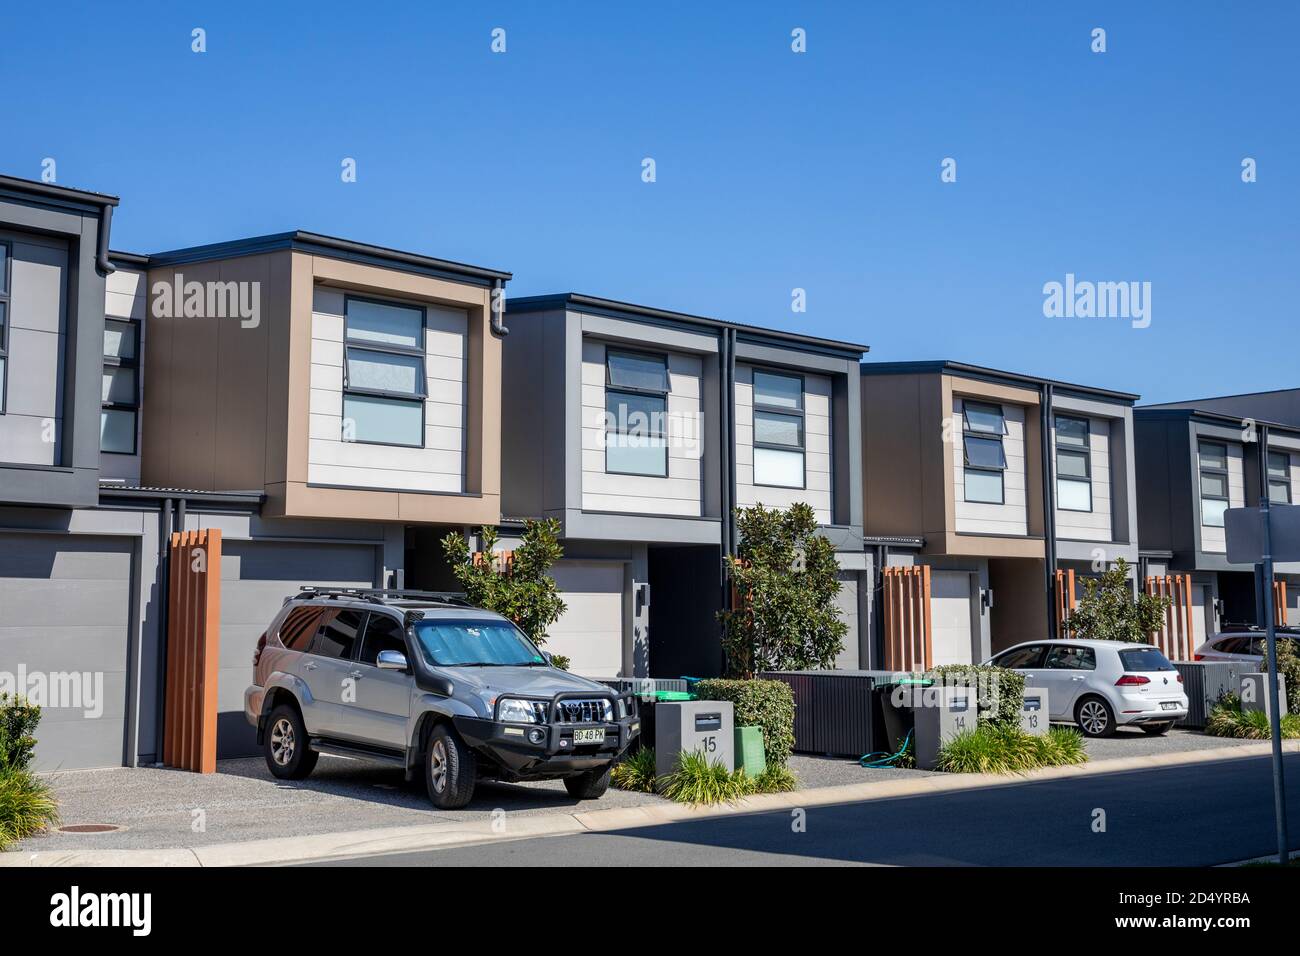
694,678,795,767
927,664,1025,726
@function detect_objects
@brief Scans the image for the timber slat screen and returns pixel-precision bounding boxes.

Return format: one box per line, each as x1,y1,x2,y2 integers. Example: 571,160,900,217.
1054,568,1077,634
164,529,223,773
882,565,931,671
1144,573,1194,662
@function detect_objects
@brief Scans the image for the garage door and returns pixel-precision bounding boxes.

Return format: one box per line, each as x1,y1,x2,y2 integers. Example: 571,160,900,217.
217,540,375,757
931,570,975,666
547,561,624,678
1190,584,1209,644
0,533,133,771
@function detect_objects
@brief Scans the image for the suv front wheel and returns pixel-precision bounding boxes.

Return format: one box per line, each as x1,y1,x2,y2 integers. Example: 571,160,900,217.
265,703,319,780
563,765,611,800
425,724,477,809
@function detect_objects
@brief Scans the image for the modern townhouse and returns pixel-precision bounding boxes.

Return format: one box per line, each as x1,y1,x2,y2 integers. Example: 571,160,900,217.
860,361,1141,668
500,294,867,679
1135,390,1300,639
0,171,513,769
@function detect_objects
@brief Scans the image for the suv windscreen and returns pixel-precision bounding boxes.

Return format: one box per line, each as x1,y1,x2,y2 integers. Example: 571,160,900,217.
359,614,407,665
1118,647,1176,672
312,608,366,659
414,619,545,667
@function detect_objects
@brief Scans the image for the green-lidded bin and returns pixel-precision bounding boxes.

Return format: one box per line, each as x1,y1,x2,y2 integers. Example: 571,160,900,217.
654,690,694,702
734,725,766,777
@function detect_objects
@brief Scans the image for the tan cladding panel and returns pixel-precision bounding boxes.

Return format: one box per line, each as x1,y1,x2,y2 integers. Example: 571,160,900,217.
142,252,293,493
276,252,502,523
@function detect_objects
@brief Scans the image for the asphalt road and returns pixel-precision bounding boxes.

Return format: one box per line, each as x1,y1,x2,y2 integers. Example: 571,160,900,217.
314,751,1300,866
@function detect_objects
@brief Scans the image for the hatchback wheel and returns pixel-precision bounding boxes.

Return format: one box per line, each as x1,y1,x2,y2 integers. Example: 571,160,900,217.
425,724,476,809
264,703,318,779
1075,696,1116,738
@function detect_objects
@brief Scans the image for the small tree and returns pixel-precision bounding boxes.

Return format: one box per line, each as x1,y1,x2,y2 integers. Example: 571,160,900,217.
441,520,569,665
1063,558,1171,643
719,502,846,677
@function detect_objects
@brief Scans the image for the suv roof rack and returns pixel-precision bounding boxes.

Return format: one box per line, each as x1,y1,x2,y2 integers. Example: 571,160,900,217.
293,586,476,608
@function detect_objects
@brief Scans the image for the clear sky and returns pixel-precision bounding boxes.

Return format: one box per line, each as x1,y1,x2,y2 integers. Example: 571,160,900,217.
3,1,1295,403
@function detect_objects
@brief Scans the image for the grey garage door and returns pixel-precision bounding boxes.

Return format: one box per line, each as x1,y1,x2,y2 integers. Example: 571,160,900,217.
216,540,376,757
0,533,134,771
547,561,624,678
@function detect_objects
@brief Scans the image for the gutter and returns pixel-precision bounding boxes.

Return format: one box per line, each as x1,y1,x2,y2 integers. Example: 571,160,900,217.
490,278,509,336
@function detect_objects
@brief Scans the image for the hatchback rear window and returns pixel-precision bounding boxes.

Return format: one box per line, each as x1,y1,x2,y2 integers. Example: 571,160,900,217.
1118,648,1176,672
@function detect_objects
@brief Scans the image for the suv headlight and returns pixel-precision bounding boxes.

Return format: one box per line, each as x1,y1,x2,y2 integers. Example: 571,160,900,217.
497,698,546,724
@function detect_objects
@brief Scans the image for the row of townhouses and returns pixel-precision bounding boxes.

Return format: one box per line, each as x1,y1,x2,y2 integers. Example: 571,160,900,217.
1,174,1295,771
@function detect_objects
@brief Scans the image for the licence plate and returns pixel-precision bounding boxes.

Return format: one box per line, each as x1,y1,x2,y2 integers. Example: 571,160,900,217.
573,728,606,744
1160,702,1180,711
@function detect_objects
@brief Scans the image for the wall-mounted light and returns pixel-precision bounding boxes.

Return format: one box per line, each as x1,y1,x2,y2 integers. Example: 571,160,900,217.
981,588,995,612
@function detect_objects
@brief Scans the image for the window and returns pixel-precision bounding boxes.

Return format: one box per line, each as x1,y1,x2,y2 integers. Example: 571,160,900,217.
311,608,366,659
100,318,140,453
343,297,426,447
1268,451,1291,504
1055,415,1092,512
993,644,1045,669
278,607,325,651
752,370,805,488
1199,440,1229,527
961,400,1006,504
0,241,9,413
1045,644,1096,670
358,614,408,665
605,350,668,476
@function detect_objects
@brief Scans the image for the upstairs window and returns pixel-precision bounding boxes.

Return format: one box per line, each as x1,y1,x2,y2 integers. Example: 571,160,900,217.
0,241,8,413
605,350,668,476
1269,451,1292,504
101,318,140,454
1055,415,1092,512
1199,440,1229,527
342,297,426,447
752,370,805,488
961,400,1007,504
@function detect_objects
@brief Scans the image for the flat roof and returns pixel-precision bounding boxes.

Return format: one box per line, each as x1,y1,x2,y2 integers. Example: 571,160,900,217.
141,230,512,285
0,173,119,208
1134,405,1300,437
508,292,870,356
860,360,1141,403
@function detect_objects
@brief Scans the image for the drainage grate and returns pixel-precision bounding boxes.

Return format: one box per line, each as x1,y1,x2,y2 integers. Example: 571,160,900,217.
57,823,125,834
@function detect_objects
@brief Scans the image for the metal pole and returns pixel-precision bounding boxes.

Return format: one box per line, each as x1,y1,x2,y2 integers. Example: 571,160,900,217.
1260,494,1291,864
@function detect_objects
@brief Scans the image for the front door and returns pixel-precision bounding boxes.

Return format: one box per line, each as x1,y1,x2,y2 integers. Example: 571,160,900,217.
349,613,414,748
301,608,367,738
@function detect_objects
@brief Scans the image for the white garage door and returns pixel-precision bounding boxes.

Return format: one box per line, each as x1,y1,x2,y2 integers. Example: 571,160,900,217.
217,540,376,757
0,533,134,771
834,571,862,669
547,561,624,678
931,570,975,666
1190,584,1209,644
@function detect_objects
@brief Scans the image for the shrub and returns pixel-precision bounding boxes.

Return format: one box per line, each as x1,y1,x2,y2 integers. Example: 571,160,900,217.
750,763,799,794
1063,557,1171,643
1206,698,1300,739
441,520,567,649
1264,639,1300,714
719,503,847,676
660,751,751,805
611,747,657,793
693,678,795,767
0,694,41,772
927,665,1025,726
0,767,59,850
937,724,1087,774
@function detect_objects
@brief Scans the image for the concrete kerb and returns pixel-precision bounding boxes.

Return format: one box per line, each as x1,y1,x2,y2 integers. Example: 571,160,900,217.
4,740,1294,867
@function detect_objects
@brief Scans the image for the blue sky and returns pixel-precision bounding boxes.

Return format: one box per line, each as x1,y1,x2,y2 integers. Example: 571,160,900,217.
2,1,1295,402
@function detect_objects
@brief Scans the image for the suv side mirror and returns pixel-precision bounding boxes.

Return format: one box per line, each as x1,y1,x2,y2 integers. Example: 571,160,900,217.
376,649,408,672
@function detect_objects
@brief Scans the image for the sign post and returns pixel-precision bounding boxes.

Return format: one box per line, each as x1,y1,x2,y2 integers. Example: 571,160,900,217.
1226,498,1294,864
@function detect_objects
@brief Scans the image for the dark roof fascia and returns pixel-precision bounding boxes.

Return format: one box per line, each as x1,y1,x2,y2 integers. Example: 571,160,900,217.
97,483,266,507
1134,405,1300,439
145,231,512,287
507,293,869,358
860,360,1140,404
0,174,120,213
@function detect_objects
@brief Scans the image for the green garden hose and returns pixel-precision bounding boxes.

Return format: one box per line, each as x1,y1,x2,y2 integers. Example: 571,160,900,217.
859,729,913,768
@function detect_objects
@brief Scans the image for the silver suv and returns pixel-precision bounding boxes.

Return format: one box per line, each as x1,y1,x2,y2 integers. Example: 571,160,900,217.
244,588,639,808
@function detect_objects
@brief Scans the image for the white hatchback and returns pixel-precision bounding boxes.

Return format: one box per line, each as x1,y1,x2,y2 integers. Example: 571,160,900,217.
985,639,1189,738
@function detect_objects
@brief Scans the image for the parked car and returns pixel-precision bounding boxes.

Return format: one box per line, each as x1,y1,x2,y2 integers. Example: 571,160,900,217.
1194,629,1300,666
985,639,1188,738
245,588,639,808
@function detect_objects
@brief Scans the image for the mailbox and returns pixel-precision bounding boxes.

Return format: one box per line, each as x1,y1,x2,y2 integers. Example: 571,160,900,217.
1241,673,1288,719
655,700,735,778
913,686,976,770
1018,687,1050,736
